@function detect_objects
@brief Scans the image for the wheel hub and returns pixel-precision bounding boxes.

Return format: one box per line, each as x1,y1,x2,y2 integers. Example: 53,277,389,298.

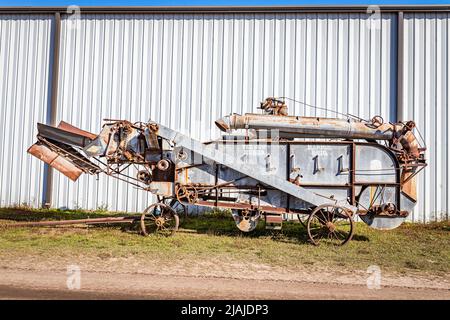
155,217,165,227
326,221,336,232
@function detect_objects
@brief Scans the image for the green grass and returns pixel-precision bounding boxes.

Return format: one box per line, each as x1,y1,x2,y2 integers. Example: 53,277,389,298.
0,208,449,276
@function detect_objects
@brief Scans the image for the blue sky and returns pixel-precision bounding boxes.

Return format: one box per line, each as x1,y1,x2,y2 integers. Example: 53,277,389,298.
1,1,449,7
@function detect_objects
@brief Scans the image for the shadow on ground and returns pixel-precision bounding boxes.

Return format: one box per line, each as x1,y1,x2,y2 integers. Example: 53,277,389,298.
179,214,370,244
0,208,369,245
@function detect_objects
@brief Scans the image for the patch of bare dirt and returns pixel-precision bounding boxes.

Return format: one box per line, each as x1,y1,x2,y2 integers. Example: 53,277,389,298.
0,253,449,299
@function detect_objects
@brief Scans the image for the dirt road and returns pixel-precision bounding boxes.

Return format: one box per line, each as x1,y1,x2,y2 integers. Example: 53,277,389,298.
0,268,449,300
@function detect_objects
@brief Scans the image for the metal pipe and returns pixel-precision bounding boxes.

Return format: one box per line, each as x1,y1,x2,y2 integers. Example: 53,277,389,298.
397,11,405,122
4,216,137,228
43,12,62,208
216,114,401,140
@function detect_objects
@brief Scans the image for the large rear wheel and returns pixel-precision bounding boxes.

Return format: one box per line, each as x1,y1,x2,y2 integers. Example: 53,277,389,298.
297,214,309,227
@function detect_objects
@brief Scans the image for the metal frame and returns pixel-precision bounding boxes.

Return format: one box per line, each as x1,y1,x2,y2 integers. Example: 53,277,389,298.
173,140,403,216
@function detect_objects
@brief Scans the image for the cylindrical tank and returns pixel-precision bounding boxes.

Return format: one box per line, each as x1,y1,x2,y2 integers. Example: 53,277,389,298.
215,113,402,141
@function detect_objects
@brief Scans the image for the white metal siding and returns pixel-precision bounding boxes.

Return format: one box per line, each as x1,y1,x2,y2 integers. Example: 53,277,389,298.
403,13,449,222
0,15,52,208
1,11,447,222
51,13,397,212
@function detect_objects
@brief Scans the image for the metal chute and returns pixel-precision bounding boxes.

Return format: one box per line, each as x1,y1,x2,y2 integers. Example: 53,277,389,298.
27,122,101,181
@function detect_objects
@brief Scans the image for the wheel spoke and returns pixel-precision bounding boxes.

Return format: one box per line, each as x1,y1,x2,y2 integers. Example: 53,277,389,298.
335,229,348,239
326,209,332,223
315,213,327,225
333,230,345,241
331,231,341,242
313,228,327,240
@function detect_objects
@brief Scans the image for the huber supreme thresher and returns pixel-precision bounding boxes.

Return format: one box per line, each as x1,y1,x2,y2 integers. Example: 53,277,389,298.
26,97,426,245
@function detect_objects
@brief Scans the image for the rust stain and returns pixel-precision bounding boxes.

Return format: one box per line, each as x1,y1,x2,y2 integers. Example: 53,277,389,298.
265,214,283,223
57,121,98,140
401,171,417,202
149,181,173,197
28,143,82,181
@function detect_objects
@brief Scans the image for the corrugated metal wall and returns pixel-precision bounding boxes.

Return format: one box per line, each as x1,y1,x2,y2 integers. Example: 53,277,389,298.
0,14,53,208
52,13,397,213
1,11,448,222
403,13,449,222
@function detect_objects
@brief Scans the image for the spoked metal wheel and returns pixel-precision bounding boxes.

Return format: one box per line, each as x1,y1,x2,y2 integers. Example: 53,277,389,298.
158,196,188,219
297,214,309,227
140,203,179,236
307,204,354,246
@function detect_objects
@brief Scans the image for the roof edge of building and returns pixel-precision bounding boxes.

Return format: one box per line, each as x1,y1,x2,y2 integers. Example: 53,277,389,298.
0,5,450,14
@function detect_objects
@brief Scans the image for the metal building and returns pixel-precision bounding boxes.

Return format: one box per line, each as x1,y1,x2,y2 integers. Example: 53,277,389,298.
0,5,448,222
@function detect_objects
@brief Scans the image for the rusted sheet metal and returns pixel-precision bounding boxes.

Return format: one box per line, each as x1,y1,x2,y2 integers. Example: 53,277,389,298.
57,121,97,140
401,171,417,201
265,215,283,223
49,154,84,181
144,125,160,150
399,129,420,159
148,181,173,197
83,120,151,162
27,143,83,181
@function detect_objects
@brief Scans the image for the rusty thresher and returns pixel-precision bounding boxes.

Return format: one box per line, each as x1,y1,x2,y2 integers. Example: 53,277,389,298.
26,97,426,245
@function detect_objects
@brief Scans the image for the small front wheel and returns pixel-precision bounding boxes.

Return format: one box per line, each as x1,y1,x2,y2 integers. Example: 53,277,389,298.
140,203,179,236
307,204,354,246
